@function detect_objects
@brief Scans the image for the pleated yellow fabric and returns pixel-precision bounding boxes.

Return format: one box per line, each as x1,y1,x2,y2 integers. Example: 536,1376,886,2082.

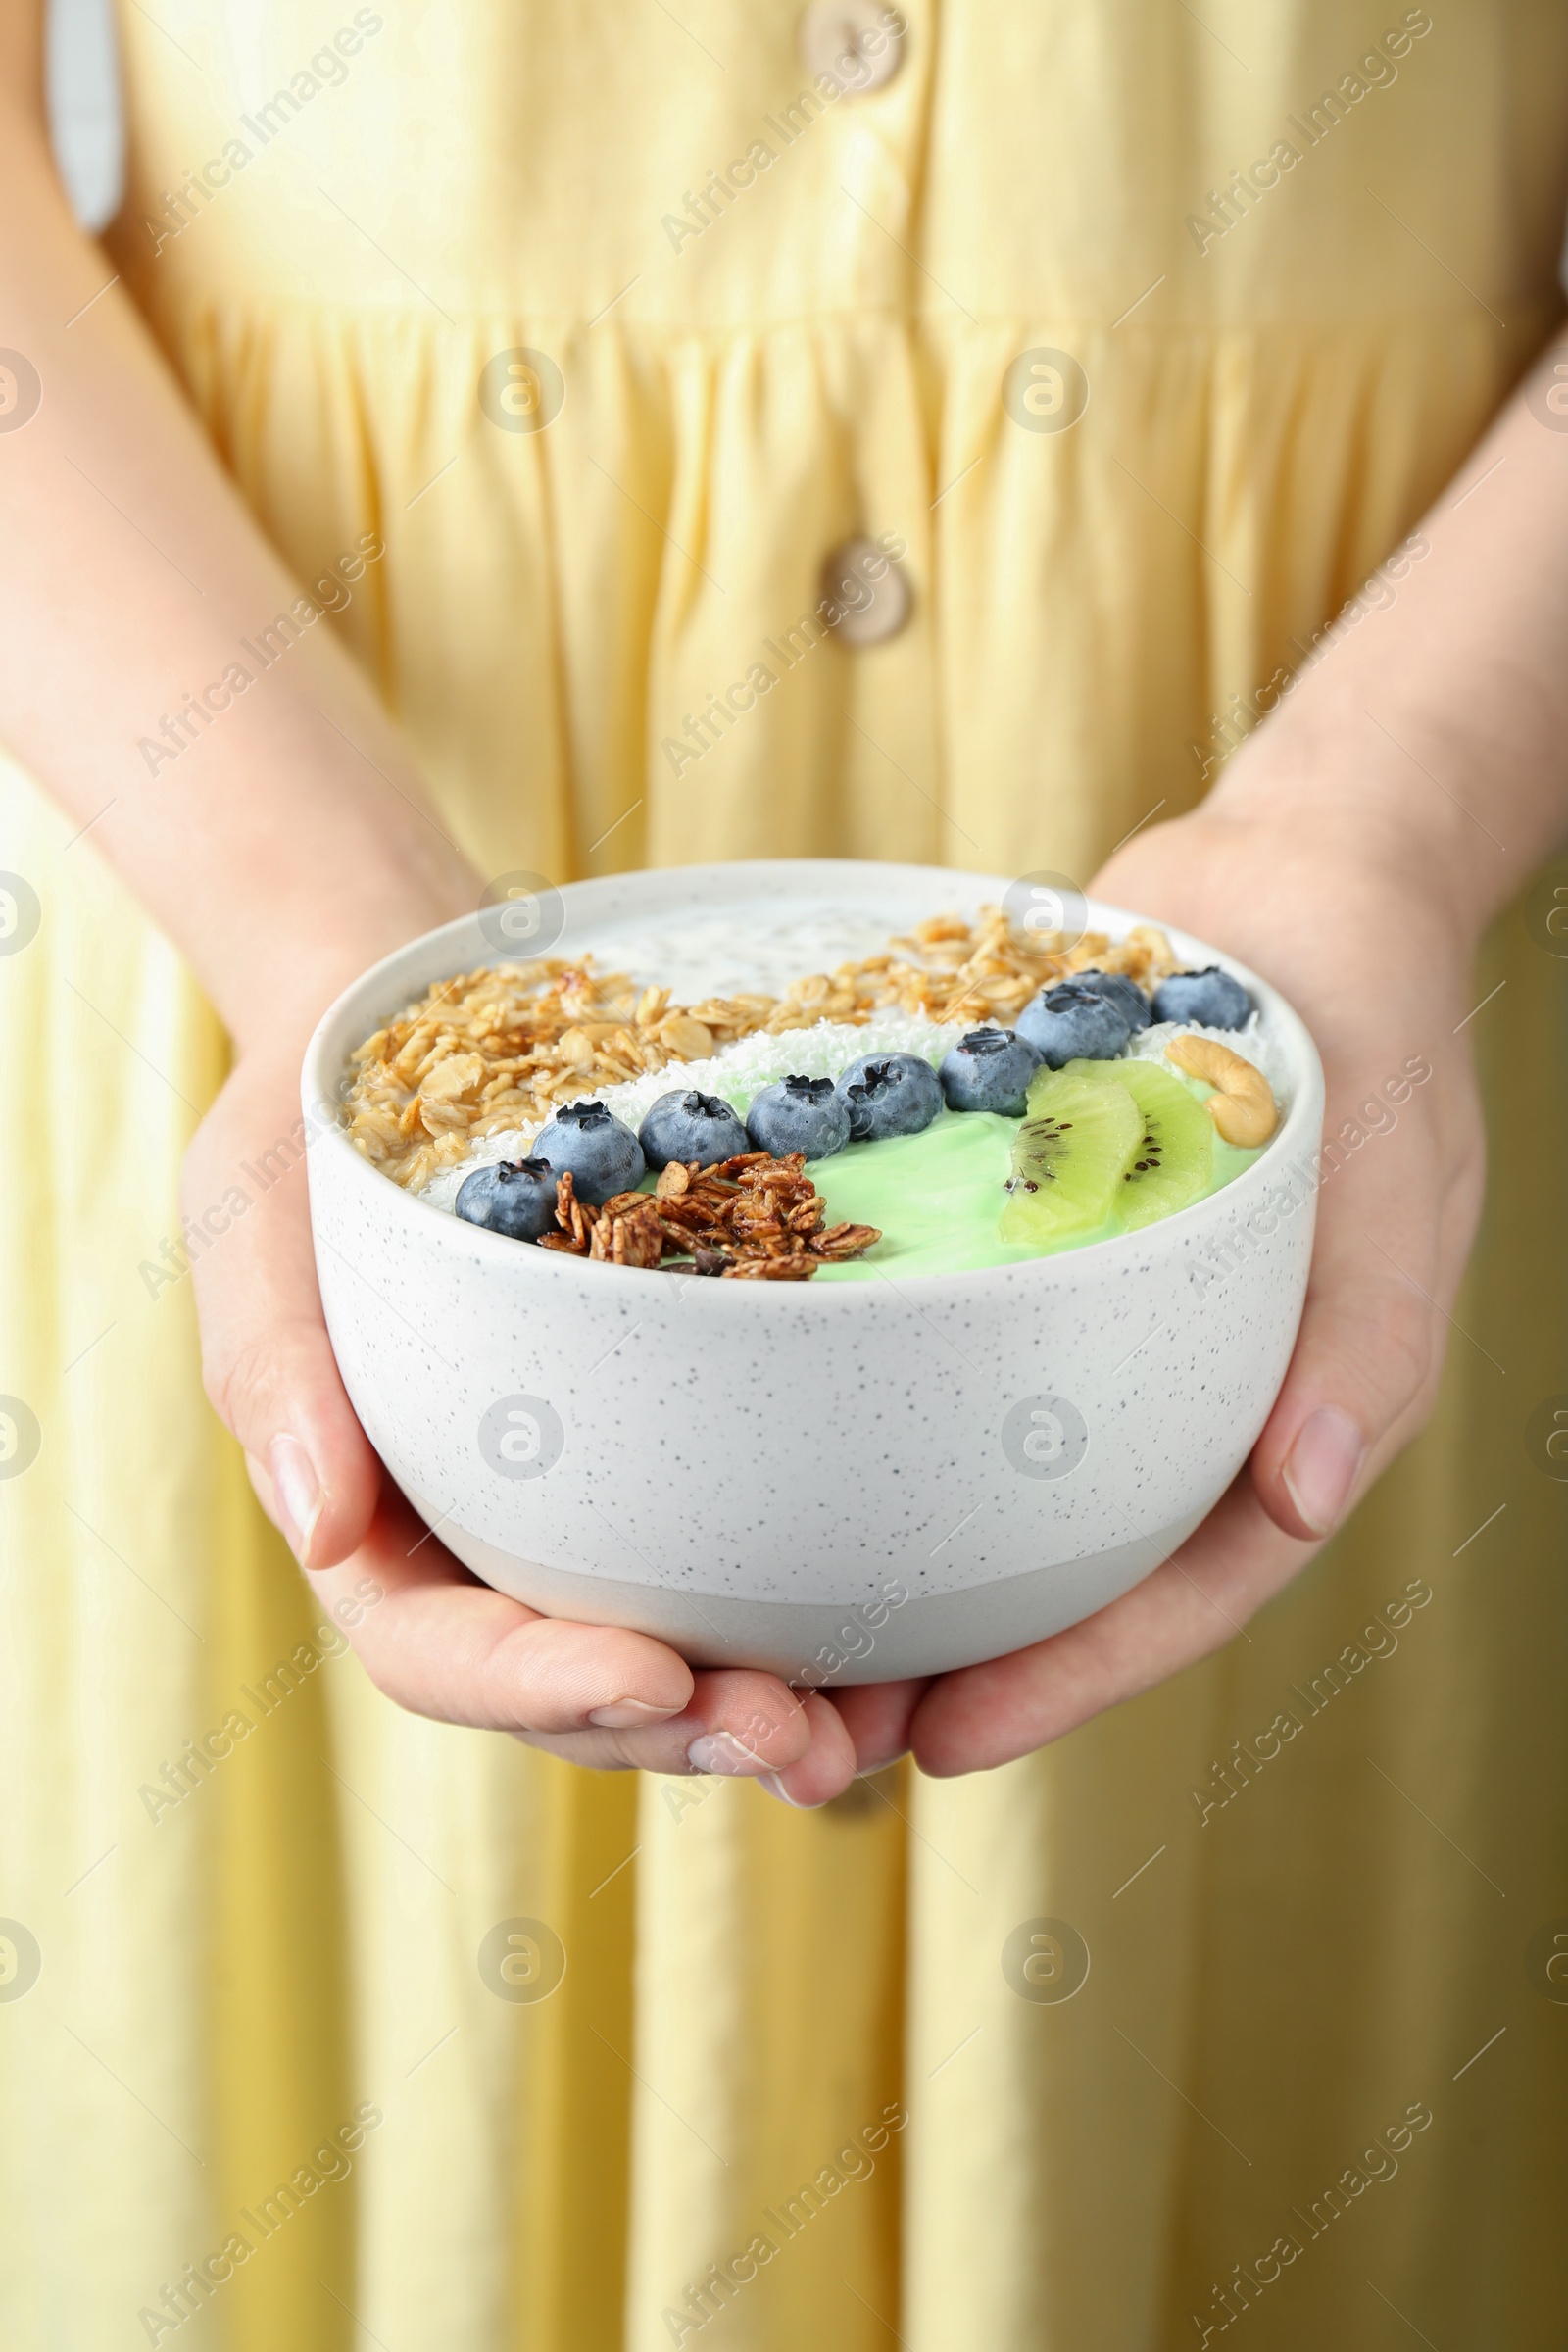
3,3,1567,2345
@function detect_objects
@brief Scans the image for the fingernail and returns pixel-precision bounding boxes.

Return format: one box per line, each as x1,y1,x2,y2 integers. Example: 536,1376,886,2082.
1282,1407,1365,1536
268,1433,323,1563
587,1698,685,1728
686,1732,768,1777
760,1772,822,1809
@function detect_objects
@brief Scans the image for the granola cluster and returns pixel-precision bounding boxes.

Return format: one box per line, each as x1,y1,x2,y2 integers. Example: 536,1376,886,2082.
538,1155,881,1281
341,911,1179,1191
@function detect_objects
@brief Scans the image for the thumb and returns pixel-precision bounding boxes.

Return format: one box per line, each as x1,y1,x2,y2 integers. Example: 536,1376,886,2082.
1251,1121,1478,1541
183,1053,381,1566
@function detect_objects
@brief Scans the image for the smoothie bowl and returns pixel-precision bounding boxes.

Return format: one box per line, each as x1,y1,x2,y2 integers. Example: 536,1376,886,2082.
302,861,1324,1683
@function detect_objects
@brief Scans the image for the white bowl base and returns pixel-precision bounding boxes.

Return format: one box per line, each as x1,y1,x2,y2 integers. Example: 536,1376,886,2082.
420,1491,1206,1684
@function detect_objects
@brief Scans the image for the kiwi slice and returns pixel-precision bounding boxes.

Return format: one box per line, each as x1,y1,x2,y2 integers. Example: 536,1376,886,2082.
1066,1056,1213,1229
1000,1068,1142,1242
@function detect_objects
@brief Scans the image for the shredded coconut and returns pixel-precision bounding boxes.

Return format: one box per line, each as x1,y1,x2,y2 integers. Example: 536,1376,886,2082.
1125,1012,1290,1102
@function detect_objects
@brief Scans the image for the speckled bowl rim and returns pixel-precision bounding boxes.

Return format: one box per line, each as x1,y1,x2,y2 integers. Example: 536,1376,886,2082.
302,859,1324,1303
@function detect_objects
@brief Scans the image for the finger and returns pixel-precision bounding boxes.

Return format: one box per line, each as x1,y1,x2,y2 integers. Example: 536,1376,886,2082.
908,1478,1318,1776
186,1054,380,1565
303,1480,696,1734
757,1691,860,1807
1251,1071,1484,1541
517,1671,818,1775
826,1678,928,1774
306,1479,828,1777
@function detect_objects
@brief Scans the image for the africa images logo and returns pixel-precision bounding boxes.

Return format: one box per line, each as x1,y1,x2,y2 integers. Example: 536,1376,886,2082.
1001,1395,1089,1481
477,1395,565,1480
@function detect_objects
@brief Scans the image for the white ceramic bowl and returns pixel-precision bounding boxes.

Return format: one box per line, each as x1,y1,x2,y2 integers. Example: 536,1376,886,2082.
303,861,1323,1683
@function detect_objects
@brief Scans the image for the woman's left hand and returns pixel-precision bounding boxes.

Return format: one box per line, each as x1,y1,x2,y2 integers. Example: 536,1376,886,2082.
827,786,1488,1779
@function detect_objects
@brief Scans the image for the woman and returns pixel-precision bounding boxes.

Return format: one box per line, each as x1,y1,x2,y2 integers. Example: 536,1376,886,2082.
3,1,1565,2343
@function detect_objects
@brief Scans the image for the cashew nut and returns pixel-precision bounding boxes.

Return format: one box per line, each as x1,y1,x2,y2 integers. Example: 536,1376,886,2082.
1163,1035,1278,1147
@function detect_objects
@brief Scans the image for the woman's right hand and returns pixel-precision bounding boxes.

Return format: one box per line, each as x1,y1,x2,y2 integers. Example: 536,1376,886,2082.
183,1038,859,1801
0,40,852,1798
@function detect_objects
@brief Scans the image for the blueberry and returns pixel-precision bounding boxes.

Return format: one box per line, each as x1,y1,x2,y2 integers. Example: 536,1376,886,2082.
638,1089,749,1171
455,1157,559,1242
1152,966,1252,1030
1015,981,1131,1068
746,1074,852,1159
938,1027,1043,1115
533,1099,645,1203
834,1052,944,1142
1072,969,1152,1032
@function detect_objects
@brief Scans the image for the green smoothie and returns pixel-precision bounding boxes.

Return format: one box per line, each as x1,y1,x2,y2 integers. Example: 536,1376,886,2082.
807,1096,1264,1283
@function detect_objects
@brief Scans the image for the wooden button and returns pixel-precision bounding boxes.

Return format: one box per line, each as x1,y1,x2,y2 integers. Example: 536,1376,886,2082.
821,538,911,646
798,1,906,94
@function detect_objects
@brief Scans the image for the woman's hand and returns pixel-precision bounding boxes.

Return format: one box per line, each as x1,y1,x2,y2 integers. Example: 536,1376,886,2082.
185,1035,858,1802
835,336,1568,1783
0,52,859,1804
831,791,1488,1778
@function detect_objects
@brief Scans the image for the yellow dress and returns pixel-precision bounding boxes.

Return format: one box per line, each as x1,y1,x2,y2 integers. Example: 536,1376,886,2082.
4,4,1567,2344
